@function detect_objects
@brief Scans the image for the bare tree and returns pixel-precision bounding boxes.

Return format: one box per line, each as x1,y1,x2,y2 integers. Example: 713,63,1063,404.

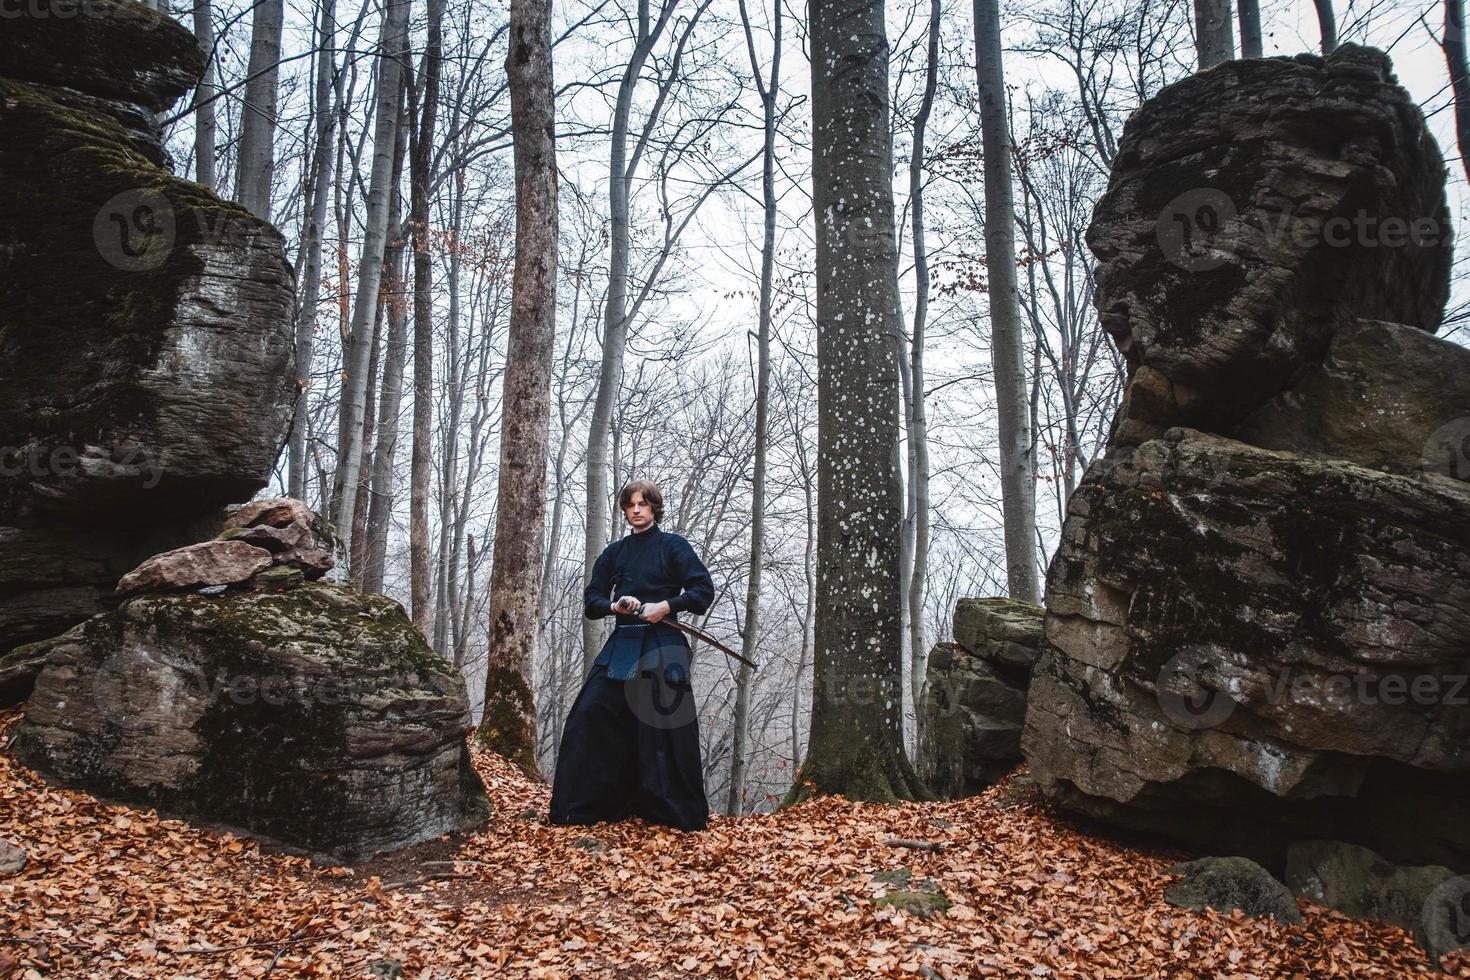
290,0,344,500
191,0,219,191
480,0,559,774
726,0,782,818
1239,0,1262,57
1193,0,1234,68
1314,0,1338,53
976,0,1039,602
330,0,413,575
1446,0,1470,186
781,0,932,806
236,0,285,220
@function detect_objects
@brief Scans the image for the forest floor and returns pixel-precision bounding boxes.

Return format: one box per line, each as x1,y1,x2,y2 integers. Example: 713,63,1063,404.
1,706,1465,979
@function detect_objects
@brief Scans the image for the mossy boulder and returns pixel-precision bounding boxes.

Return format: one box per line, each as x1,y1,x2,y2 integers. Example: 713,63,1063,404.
12,581,490,862
1164,856,1302,923
1023,428,1470,872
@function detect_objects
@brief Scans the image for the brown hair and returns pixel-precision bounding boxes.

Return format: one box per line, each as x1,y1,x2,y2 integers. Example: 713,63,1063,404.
617,479,664,524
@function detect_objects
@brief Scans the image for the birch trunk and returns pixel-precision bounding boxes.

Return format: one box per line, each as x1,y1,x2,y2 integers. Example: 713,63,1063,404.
330,0,412,575
289,0,340,500
974,0,1039,603
235,0,284,220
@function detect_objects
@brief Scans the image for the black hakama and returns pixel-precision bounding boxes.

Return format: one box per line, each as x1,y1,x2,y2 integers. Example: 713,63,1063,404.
548,523,715,832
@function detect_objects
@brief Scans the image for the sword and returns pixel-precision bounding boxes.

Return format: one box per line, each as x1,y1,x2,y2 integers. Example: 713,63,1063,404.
635,603,758,671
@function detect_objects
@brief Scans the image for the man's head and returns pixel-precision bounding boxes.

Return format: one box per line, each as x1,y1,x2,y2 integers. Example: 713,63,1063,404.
618,479,663,531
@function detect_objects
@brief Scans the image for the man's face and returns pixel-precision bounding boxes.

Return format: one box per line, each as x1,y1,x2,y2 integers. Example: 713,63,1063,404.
623,491,654,531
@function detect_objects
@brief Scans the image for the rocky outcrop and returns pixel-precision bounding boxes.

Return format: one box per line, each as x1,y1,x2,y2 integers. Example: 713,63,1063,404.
1088,44,1452,450
919,599,1042,798
0,0,297,665
1022,42,1470,883
12,579,490,862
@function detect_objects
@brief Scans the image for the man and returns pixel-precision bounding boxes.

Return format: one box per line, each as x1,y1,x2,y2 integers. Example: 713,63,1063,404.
548,479,716,831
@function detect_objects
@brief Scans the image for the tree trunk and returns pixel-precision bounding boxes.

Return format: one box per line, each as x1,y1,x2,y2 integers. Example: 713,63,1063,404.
330,0,412,577
191,0,218,191
583,0,680,670
1238,0,1262,58
479,0,559,777
1447,0,1470,187
1192,0,1234,69
727,0,781,818
363,101,411,594
409,0,445,634
907,0,938,746
289,0,340,501
780,0,933,808
235,0,284,220
975,0,1039,604
1313,0,1337,54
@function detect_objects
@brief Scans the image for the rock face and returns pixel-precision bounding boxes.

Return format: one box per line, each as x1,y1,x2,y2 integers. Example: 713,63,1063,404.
919,599,1042,798
1088,45,1452,450
0,0,297,665
12,580,490,863
1022,43,1470,879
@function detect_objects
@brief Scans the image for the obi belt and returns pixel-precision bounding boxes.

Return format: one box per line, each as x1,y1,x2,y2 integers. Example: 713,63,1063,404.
593,621,692,683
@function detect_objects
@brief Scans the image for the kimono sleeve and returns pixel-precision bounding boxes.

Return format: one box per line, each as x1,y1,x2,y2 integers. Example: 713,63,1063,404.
665,534,715,616
583,541,618,619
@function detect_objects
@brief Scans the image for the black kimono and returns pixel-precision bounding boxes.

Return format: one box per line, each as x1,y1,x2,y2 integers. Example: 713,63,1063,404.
548,522,716,831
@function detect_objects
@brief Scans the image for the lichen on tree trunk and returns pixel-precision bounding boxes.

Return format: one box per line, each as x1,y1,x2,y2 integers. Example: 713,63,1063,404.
781,0,934,808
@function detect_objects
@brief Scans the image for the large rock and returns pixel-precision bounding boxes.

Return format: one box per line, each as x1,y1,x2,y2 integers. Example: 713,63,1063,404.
919,598,1043,799
0,0,296,661
1284,840,1459,953
1024,428,1470,870
1164,856,1302,923
1022,42,1470,879
12,581,490,862
1087,45,1451,450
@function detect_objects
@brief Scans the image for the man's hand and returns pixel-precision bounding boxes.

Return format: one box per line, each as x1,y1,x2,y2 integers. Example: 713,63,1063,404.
638,600,672,623
613,595,641,615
